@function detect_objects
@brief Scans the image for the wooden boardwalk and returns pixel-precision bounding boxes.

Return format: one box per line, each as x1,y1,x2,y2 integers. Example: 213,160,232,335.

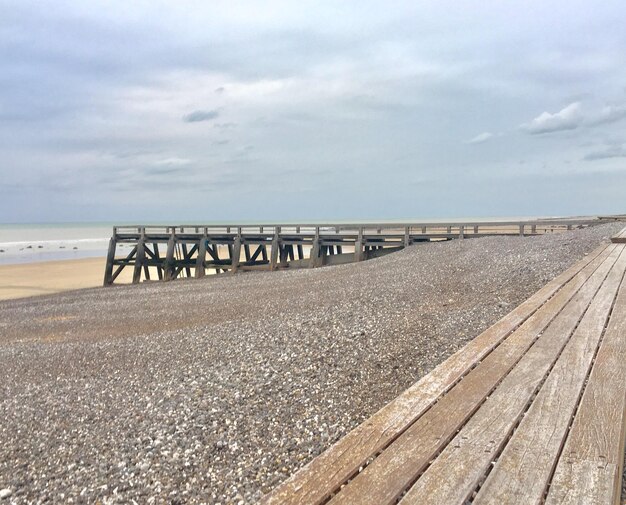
262,240,626,504
612,226,626,244
103,219,596,285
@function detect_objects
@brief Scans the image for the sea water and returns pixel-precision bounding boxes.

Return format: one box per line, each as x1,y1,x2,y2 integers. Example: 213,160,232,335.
0,223,114,264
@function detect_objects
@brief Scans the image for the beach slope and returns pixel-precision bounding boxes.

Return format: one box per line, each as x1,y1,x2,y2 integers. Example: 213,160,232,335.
0,222,624,503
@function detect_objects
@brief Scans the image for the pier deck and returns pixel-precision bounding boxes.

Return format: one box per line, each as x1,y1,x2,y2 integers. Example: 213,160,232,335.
262,240,626,505
103,218,597,286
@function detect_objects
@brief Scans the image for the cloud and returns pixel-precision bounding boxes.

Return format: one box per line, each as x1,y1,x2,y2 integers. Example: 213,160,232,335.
183,109,219,122
583,144,626,161
214,122,237,129
521,101,626,135
465,132,493,144
154,157,193,166
587,104,626,126
521,102,583,134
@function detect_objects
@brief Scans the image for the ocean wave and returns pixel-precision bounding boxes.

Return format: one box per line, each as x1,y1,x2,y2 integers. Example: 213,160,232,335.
0,238,109,248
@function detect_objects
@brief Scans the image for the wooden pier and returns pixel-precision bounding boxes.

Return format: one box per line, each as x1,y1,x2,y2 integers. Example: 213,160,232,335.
103,219,598,286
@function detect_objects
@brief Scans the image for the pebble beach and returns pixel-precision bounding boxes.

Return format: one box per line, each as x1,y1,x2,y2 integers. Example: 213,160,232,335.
0,222,625,504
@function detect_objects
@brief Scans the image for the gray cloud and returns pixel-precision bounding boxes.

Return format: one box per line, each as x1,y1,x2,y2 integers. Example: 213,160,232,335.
584,144,626,161
587,104,626,126
2,0,626,222
183,110,219,123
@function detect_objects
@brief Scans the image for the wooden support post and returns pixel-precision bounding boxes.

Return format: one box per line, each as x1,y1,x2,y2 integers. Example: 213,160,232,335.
354,227,364,262
195,235,207,278
297,244,304,260
567,224,572,230
519,224,525,236
474,225,479,234
531,224,537,234
270,232,280,270
421,226,427,234
133,229,146,284
459,225,465,239
181,243,192,277
279,243,288,263
143,252,151,281
232,234,242,273
309,238,321,268
154,243,163,280
165,231,176,281
244,244,251,261
337,245,343,254
103,228,117,286
404,227,410,247
309,227,321,268
447,226,452,234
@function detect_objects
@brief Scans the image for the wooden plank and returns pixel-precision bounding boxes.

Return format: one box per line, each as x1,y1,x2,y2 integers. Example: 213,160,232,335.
329,245,619,505
261,244,612,505
611,226,626,243
398,245,625,505
546,246,626,505
460,245,623,505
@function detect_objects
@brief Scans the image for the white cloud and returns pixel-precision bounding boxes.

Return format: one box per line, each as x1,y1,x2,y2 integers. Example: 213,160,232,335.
154,157,193,166
521,102,583,134
466,132,494,144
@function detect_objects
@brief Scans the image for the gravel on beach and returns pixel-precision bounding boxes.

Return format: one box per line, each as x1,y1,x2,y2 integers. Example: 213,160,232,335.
0,222,624,504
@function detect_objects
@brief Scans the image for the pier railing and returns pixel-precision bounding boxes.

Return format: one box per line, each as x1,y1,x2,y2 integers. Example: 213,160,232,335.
103,218,598,286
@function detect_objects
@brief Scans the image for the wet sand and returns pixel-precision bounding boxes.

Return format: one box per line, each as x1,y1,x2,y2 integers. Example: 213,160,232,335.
0,257,110,301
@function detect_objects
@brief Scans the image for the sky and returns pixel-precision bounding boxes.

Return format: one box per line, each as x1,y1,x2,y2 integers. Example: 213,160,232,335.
1,0,626,223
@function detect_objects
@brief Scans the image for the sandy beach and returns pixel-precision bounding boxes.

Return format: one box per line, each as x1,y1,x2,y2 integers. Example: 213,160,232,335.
1,222,624,503
0,257,109,301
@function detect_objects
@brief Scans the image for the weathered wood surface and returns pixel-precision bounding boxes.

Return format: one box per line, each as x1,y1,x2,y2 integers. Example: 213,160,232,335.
399,245,625,505
611,226,626,243
261,242,626,505
545,251,626,505
472,244,626,505
259,244,611,505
